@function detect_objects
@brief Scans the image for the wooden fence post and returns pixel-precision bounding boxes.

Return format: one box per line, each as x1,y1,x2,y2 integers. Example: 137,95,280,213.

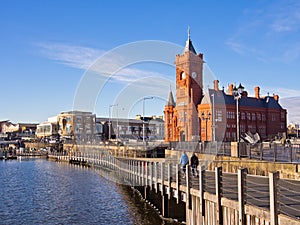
168,163,171,200
161,162,169,218
155,162,158,193
139,161,142,186
186,165,191,209
176,163,180,204
142,161,145,186
150,162,153,190
161,162,164,192
145,162,148,187
215,166,223,225
238,168,247,225
199,166,205,217
269,171,279,225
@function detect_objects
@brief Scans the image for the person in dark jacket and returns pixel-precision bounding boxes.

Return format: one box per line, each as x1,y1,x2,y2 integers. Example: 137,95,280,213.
190,152,199,177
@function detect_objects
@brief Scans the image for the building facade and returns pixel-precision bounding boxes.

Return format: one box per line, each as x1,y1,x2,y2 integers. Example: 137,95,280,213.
96,115,164,141
164,32,287,142
57,111,96,142
0,121,37,140
36,122,59,138
198,82,287,142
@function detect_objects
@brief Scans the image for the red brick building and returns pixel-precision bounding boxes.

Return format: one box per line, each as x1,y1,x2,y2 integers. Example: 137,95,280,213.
164,33,287,142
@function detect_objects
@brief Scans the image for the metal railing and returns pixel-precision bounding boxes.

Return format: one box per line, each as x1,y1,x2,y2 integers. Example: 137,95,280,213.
50,151,300,223
170,141,300,162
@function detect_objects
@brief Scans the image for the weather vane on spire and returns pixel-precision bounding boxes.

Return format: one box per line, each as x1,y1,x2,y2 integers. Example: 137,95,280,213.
188,25,190,40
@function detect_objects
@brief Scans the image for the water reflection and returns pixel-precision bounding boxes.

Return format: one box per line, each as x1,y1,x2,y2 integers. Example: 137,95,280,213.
0,159,181,225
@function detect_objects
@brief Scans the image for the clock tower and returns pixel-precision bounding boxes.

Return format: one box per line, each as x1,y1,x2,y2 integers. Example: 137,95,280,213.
174,28,204,141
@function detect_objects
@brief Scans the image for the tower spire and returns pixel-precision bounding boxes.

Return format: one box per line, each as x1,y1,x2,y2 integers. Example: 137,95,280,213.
184,26,196,54
166,85,175,107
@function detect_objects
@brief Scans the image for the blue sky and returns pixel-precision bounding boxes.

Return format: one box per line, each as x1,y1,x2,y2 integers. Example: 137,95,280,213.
1,0,300,123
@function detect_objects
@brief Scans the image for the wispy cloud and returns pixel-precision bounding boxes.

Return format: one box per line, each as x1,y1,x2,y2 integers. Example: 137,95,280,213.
226,40,267,62
111,67,171,84
269,1,300,33
280,96,300,123
227,0,300,63
35,42,172,84
36,42,104,69
259,86,300,99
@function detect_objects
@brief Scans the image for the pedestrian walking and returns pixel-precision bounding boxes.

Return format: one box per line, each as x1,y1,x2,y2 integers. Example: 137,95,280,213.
179,151,189,177
191,152,199,177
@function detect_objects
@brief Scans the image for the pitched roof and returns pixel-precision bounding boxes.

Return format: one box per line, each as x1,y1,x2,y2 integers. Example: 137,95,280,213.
201,89,284,110
184,38,197,54
166,89,176,107
184,27,197,54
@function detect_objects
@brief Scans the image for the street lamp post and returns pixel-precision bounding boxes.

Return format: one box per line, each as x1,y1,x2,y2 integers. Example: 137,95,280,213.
201,112,211,141
235,95,241,142
109,104,118,140
142,97,153,146
211,94,216,142
234,84,244,142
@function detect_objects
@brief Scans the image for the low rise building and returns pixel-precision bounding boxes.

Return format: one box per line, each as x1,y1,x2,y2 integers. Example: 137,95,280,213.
0,121,37,140
36,122,59,138
57,111,96,143
96,115,164,141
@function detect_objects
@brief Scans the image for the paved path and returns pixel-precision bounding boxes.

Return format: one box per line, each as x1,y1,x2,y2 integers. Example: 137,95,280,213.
183,170,300,220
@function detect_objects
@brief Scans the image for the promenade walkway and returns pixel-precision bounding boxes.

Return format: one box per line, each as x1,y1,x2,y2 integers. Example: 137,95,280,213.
51,151,300,225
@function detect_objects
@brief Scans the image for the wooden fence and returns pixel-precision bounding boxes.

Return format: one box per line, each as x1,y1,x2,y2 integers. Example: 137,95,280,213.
52,151,300,225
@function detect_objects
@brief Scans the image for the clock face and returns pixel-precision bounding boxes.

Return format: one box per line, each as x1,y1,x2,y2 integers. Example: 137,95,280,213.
192,72,197,78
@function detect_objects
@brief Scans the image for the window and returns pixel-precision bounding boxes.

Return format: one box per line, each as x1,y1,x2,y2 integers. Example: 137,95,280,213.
257,113,261,121
252,113,256,121
76,116,82,123
85,116,91,123
180,71,186,80
241,112,245,120
216,110,222,122
240,124,246,133
281,111,285,119
272,113,276,121
226,132,231,139
247,113,251,121
226,111,235,119
232,132,236,139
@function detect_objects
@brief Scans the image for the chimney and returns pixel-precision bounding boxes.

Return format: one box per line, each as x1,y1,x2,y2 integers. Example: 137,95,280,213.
214,80,219,91
229,84,234,95
274,94,279,102
254,86,260,99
